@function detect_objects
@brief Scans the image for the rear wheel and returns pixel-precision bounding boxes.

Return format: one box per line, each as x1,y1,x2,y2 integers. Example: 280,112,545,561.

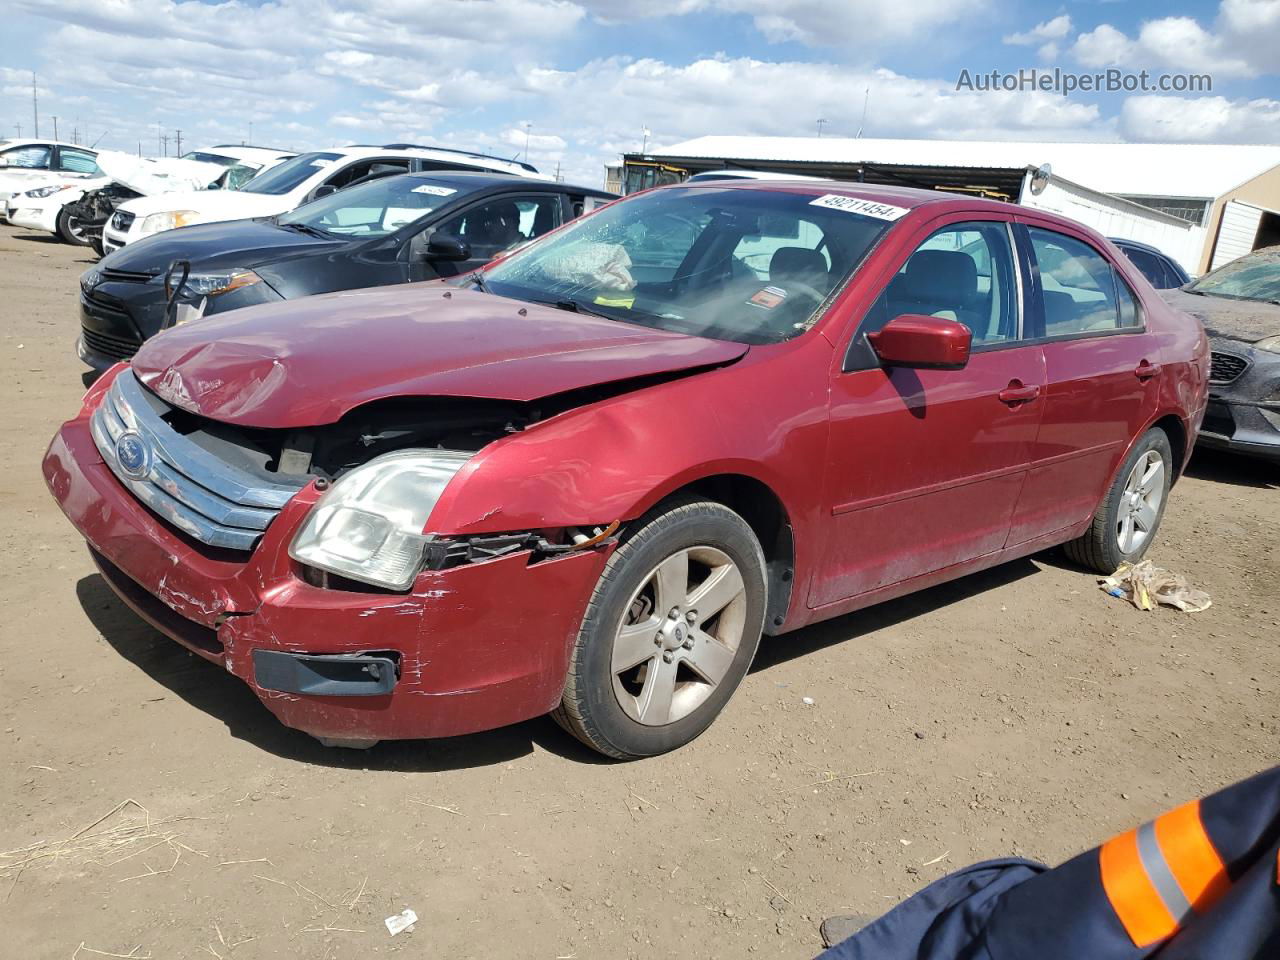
1064,427,1172,573
57,206,93,246
554,499,767,759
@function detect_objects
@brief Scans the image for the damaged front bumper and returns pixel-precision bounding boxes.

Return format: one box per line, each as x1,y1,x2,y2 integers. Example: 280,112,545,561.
43,401,613,744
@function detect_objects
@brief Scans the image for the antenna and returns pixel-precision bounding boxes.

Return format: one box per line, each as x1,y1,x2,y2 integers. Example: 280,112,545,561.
856,87,870,138
32,72,38,139
90,129,108,148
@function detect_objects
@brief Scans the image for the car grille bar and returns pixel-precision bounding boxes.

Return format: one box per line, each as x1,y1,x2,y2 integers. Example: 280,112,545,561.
89,369,304,551
80,326,141,362
1209,351,1248,385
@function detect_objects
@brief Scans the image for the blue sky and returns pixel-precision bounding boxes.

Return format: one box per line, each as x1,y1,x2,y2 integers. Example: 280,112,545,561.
2,0,1277,186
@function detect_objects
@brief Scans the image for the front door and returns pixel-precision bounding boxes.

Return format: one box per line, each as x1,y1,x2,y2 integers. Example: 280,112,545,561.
812,217,1045,608
414,193,564,280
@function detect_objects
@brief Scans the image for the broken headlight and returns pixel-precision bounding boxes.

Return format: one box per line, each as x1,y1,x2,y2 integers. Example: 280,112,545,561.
289,450,472,591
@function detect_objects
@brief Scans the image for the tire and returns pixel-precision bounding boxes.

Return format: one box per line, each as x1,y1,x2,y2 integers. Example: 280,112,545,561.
91,236,105,258
57,206,92,246
553,499,767,759
1064,427,1173,573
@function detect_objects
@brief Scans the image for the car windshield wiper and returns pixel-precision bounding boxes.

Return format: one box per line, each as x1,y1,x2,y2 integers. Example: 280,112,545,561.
528,297,617,321
278,221,333,239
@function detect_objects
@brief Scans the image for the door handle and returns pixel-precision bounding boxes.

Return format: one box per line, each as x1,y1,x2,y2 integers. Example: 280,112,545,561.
998,380,1041,405
1134,360,1162,381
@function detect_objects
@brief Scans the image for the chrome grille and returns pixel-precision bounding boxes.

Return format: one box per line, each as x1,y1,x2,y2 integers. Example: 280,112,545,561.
1209,351,1248,385
110,209,135,232
90,369,304,550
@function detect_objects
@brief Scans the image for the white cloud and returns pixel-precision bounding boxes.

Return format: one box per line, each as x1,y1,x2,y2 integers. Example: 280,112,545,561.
1121,94,1280,142
1072,24,1134,68
1004,14,1072,46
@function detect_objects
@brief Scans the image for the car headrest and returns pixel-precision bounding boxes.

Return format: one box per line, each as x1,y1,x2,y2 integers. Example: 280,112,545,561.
902,250,978,303
770,247,828,284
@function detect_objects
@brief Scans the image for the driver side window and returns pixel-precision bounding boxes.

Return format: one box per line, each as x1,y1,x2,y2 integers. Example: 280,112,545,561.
848,220,1020,370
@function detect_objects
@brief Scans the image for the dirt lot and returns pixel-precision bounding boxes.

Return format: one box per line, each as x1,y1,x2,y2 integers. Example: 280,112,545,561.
1,221,1277,960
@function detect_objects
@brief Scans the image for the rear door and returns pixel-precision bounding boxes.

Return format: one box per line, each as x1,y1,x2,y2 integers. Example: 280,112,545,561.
1006,221,1161,546
813,214,1046,607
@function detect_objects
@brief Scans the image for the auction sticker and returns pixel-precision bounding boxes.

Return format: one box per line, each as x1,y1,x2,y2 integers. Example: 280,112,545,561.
809,194,909,220
748,286,788,309
412,184,458,196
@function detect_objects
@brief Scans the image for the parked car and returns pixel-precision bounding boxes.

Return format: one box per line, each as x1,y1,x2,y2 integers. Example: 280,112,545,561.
6,174,109,243
43,181,1206,758
685,169,830,183
77,171,614,371
0,140,101,216
1109,237,1192,290
64,146,296,253
99,145,551,253
1161,245,1280,461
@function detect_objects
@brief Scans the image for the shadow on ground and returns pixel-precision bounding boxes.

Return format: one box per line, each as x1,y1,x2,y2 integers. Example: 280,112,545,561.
77,556,1042,770
1184,449,1277,489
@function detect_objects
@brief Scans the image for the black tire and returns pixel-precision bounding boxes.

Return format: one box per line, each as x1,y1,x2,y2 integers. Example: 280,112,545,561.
57,206,92,246
90,236,105,258
553,499,767,759
1064,427,1173,573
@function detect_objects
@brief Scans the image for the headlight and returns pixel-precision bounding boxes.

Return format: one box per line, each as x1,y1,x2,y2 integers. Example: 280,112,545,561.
24,184,68,199
1254,335,1280,354
180,269,264,299
290,450,472,591
137,209,200,237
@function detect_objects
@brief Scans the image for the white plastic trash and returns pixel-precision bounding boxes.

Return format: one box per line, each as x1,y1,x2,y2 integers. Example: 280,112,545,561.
385,908,418,936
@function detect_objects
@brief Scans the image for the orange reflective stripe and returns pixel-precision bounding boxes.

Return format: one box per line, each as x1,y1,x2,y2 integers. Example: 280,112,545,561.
1100,828,1179,947
1154,799,1229,912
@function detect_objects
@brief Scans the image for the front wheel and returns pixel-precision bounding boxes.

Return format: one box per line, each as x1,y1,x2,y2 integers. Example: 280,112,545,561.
57,206,93,246
1064,427,1173,573
554,499,767,759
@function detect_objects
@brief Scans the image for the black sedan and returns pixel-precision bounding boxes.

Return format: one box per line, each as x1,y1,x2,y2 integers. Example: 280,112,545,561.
77,171,615,372
1160,245,1280,461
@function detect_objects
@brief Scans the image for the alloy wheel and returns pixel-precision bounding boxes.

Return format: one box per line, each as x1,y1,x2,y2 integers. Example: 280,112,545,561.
610,546,748,726
1116,449,1165,554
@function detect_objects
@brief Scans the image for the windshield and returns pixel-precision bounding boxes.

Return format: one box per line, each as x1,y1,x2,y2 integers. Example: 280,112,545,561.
240,152,342,196
483,186,896,344
278,175,464,237
1188,250,1280,302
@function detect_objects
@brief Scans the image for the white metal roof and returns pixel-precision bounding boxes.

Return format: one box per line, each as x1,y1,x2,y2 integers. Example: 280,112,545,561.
652,136,1280,200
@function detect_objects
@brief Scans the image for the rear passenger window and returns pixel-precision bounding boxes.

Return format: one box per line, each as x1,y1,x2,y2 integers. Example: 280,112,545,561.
1030,228,1138,336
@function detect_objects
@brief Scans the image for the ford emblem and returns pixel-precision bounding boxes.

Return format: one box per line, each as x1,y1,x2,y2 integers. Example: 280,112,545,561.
115,430,152,480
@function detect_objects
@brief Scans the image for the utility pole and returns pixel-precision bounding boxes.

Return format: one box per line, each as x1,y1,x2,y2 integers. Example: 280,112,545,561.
32,72,38,138
137,140,142,156
641,126,650,154
175,129,182,156
161,133,169,157
522,122,531,162
816,118,827,138
856,87,870,139
14,122,20,138
51,116,58,141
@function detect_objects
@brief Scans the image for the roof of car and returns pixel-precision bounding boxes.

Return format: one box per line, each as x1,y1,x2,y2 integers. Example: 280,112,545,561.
675,177,990,212
205,145,295,164
1108,237,1170,256
1,138,92,152
398,170,612,194
314,144,549,179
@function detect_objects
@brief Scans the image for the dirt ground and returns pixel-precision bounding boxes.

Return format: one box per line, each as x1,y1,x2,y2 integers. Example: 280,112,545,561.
1,221,1277,960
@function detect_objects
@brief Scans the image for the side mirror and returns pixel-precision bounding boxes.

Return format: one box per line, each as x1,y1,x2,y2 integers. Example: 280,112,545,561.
867,314,972,370
312,184,338,199
423,233,471,261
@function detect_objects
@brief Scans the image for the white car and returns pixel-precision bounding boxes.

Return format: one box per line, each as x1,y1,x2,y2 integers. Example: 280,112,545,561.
101,144,550,251
10,145,293,247
0,140,102,217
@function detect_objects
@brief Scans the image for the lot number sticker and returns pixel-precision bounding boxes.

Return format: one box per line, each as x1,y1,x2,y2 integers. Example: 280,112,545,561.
411,185,458,196
809,194,910,220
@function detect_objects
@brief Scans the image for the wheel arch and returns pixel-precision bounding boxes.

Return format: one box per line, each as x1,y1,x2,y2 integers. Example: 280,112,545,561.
1148,411,1190,484
638,471,796,635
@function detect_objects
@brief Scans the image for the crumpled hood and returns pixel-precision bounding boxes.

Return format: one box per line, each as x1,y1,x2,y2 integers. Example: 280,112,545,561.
1160,287,1280,343
95,150,229,196
131,285,749,428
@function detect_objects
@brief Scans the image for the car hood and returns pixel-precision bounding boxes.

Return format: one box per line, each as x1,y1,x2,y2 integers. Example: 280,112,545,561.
95,150,229,196
1160,287,1280,343
99,218,337,274
118,189,290,221
131,285,749,428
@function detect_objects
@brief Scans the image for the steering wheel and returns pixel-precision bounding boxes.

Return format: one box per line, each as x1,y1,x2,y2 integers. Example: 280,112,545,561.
775,279,827,307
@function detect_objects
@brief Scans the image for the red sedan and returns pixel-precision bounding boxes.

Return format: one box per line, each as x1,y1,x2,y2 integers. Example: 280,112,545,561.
43,181,1208,758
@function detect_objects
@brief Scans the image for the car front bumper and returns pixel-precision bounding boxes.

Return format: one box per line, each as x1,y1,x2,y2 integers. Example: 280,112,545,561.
1199,340,1280,461
42,389,611,743
9,200,58,233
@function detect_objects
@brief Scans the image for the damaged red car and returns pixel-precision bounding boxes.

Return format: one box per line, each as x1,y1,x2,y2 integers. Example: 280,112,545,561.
44,181,1207,758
